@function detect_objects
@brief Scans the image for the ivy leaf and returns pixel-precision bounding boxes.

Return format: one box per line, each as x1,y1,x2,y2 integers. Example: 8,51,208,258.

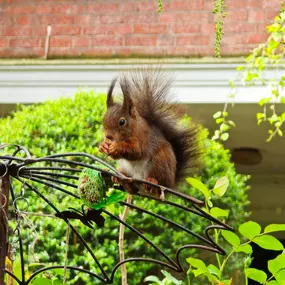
239,221,261,240
245,268,267,284
210,207,229,219
221,230,240,247
213,111,222,119
212,176,229,196
268,252,285,274
234,244,253,254
265,224,285,233
252,235,284,251
161,270,182,285
186,178,209,199
220,133,229,141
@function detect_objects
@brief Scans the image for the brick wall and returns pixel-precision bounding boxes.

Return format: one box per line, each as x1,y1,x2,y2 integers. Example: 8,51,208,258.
0,0,282,58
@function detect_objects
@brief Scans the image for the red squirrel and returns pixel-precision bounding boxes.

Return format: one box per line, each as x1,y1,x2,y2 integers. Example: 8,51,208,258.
99,68,200,196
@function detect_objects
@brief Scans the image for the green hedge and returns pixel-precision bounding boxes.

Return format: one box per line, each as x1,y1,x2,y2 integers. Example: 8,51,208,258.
0,90,250,284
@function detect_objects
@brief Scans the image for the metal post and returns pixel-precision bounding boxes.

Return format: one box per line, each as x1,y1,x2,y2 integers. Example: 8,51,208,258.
0,164,10,285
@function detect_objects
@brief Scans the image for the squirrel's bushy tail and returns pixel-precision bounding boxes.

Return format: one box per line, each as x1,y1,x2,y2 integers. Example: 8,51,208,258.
119,67,202,183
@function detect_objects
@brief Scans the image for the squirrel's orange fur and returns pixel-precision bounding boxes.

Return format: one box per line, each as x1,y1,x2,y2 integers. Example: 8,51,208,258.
99,68,201,195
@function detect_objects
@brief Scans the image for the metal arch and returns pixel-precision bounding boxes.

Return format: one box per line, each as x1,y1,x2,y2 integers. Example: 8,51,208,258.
0,144,234,284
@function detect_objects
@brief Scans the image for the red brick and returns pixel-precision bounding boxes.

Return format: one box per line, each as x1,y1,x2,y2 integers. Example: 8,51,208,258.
136,2,156,12
2,27,32,37
14,15,41,25
172,24,200,33
224,22,256,33
82,48,112,57
72,37,91,47
0,16,13,26
0,38,8,48
262,0,281,8
10,38,41,48
176,35,209,45
82,27,101,35
157,35,174,46
134,24,167,34
75,15,99,25
87,3,118,13
53,26,81,35
50,37,72,47
36,4,52,14
248,10,265,22
176,12,209,23
100,15,124,24
126,14,157,24
33,26,50,37
159,13,176,23
0,48,43,58
226,10,248,21
52,4,84,14
267,10,278,20
92,37,123,46
4,5,35,14
227,0,261,8
41,15,75,25
167,0,204,10
125,36,157,46
120,2,135,12
246,33,267,44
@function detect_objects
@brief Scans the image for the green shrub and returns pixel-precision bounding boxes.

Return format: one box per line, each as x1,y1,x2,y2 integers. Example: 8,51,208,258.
0,90,250,284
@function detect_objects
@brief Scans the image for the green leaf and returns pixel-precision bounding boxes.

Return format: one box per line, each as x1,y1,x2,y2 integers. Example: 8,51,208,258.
280,96,285,104
228,120,236,127
187,257,208,277
239,221,261,240
275,269,285,285
213,111,222,119
256,113,265,120
266,281,280,285
161,270,182,285
210,207,229,219
252,235,284,251
268,252,285,274
216,118,224,124
220,132,229,141
207,264,221,279
186,178,209,199
212,176,229,196
245,268,267,284
32,278,52,285
220,123,230,132
144,275,163,284
234,244,253,254
221,230,240,247
264,224,285,233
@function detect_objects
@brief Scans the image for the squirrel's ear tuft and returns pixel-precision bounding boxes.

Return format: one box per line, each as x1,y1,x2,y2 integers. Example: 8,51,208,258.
107,77,117,108
121,78,136,118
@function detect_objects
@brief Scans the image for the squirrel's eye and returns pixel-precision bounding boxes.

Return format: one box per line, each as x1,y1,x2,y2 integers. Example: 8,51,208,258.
119,118,126,126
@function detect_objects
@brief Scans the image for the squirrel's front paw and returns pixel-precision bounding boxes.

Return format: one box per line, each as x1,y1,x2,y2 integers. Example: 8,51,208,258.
99,141,110,155
108,142,120,159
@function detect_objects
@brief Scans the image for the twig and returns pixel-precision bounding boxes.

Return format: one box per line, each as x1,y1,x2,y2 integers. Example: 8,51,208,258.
42,25,51,60
119,194,132,285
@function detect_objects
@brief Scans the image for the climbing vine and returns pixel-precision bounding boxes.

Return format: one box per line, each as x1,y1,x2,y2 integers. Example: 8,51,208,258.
157,0,226,57
213,3,285,142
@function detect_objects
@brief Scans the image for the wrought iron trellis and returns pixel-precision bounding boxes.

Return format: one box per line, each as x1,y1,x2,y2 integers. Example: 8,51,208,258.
0,144,233,285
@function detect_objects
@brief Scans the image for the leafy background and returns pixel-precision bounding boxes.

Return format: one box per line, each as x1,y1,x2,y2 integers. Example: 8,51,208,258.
1,90,250,284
